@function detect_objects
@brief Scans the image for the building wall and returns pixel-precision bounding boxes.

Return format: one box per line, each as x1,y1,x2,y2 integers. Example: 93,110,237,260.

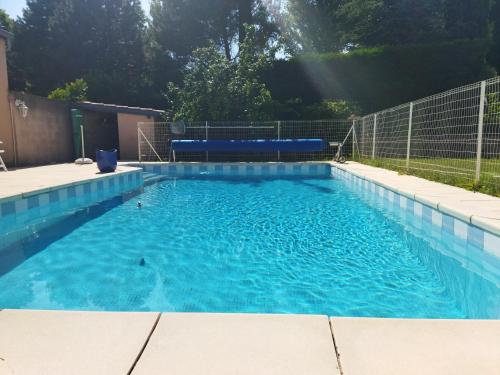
10,93,74,166
83,111,119,160
0,36,14,166
117,113,152,160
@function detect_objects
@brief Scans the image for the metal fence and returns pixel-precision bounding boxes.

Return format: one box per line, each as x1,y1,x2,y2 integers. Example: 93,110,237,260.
353,77,500,194
138,120,353,162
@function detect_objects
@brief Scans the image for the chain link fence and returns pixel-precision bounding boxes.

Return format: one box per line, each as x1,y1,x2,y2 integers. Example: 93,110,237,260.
138,120,353,163
353,77,500,195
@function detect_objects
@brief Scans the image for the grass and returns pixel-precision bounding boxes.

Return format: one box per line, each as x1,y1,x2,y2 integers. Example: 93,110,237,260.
353,157,500,197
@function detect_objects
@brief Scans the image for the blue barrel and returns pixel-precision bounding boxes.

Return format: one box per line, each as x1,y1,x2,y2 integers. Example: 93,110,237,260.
96,149,117,173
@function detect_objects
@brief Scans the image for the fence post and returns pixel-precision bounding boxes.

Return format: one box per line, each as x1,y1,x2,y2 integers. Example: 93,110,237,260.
406,102,414,170
277,121,281,161
352,119,356,159
205,120,209,162
372,114,377,159
475,81,487,183
137,123,142,162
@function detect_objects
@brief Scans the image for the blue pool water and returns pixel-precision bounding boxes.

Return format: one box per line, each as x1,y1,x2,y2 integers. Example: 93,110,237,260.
0,176,499,318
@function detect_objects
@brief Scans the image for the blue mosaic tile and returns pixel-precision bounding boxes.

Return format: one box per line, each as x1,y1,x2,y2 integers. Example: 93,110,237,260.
1,201,15,216
127,174,133,182
49,191,59,203
83,183,91,194
468,225,484,249
27,196,39,209
422,205,433,223
393,193,400,207
153,166,161,174
406,198,414,213
67,186,76,198
97,181,104,191
108,178,115,188
277,164,286,173
215,165,223,172
442,214,454,234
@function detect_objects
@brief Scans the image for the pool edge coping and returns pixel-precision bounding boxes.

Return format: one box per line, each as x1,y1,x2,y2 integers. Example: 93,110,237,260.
330,161,500,238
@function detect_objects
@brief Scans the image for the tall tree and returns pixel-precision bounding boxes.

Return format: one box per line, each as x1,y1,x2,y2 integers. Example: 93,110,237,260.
148,0,278,108
10,0,147,106
0,9,14,31
167,25,276,121
286,0,344,53
336,0,446,47
444,0,492,40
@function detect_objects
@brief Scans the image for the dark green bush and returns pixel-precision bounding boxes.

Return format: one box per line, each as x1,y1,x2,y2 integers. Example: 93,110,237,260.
264,39,495,114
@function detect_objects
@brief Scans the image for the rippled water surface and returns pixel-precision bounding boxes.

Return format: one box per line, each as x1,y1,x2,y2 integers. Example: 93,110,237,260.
1,176,499,317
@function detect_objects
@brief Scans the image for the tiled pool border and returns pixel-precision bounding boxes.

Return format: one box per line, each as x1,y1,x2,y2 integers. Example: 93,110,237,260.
133,162,332,177
331,166,500,259
0,170,143,220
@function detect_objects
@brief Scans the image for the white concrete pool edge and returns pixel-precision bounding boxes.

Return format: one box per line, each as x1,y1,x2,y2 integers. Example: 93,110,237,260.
331,161,500,258
1,309,499,375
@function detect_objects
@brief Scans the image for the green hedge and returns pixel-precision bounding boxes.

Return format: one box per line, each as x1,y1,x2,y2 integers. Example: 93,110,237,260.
264,39,495,114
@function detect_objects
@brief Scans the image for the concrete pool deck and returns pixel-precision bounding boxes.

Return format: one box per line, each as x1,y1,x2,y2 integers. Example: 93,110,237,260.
0,310,499,375
0,163,141,202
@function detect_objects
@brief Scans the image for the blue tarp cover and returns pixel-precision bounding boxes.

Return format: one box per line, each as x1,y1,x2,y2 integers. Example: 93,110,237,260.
171,139,326,152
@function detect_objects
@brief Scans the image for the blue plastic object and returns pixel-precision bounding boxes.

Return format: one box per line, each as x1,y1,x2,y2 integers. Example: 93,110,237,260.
96,149,117,173
171,139,326,153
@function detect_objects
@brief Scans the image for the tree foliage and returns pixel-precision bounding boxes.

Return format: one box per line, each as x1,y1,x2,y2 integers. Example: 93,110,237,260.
9,0,146,106
0,9,13,31
168,25,275,121
48,79,88,102
3,0,500,120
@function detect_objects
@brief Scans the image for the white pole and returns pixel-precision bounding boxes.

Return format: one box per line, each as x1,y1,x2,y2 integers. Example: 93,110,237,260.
277,121,281,161
352,119,355,159
475,80,486,183
137,123,142,162
80,125,86,159
372,114,377,159
406,102,414,170
205,120,209,162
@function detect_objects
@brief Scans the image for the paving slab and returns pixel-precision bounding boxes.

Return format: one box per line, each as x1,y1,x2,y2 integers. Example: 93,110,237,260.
132,313,340,375
0,163,140,202
0,309,159,375
331,317,500,375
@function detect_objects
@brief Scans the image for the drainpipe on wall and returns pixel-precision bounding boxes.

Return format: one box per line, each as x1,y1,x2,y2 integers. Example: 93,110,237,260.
8,94,18,167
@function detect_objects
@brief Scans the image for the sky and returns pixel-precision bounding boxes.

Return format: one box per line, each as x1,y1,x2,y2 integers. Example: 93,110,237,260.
0,0,152,18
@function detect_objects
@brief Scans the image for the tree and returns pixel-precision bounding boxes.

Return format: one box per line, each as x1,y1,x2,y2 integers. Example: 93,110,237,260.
444,0,493,40
48,79,88,102
336,0,446,47
489,0,500,72
10,0,147,106
0,9,13,32
167,25,276,121
147,0,279,108
286,0,344,53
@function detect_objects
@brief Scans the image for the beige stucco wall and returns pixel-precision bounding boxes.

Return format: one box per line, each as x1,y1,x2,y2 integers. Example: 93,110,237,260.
10,93,74,166
117,113,152,160
0,36,14,166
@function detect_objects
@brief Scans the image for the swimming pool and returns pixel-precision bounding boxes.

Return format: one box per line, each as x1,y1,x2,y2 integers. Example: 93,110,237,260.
0,169,499,318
